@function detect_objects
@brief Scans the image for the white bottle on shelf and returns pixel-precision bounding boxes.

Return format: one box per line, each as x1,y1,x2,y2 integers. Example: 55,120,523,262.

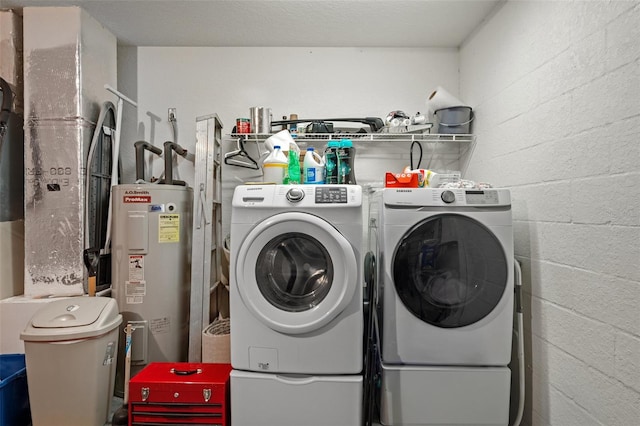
262,145,288,184
303,147,325,184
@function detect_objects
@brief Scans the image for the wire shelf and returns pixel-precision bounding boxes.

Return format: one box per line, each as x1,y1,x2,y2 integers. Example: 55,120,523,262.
228,133,475,144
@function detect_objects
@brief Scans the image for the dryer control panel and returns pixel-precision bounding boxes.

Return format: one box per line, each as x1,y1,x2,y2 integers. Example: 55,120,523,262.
383,188,511,207
464,190,501,205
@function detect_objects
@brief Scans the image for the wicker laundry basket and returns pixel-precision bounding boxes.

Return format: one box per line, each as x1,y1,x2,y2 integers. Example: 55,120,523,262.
202,317,230,363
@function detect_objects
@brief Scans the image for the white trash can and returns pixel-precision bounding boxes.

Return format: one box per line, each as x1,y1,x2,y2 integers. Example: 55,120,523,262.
20,297,122,426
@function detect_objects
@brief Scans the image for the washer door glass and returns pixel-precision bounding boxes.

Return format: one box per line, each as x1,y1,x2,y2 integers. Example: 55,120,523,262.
255,232,333,312
393,214,507,328
236,212,357,335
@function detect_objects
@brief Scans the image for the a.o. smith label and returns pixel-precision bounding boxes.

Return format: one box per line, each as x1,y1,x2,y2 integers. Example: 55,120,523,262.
124,195,151,203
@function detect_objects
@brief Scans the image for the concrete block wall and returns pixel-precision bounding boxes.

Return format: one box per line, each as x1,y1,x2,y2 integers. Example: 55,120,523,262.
460,1,640,425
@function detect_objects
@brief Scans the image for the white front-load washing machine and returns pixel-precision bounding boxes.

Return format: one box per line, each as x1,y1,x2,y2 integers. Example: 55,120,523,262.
230,184,363,374
380,187,514,366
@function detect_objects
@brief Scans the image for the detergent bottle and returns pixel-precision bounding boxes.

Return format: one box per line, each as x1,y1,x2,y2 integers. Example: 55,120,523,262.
284,137,303,185
323,140,340,184
337,139,356,184
284,140,301,184
303,147,325,184
262,145,288,184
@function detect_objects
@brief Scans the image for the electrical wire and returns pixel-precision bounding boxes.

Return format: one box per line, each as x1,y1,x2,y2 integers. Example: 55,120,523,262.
409,140,422,170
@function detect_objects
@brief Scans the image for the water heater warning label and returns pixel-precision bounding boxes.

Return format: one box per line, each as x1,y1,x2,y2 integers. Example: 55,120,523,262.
150,317,170,334
129,255,144,281
159,214,180,243
125,280,146,304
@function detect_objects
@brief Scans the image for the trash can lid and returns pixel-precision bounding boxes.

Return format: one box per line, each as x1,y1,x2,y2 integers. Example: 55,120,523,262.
20,297,122,342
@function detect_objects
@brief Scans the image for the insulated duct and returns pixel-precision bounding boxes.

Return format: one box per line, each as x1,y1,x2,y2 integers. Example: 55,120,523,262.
23,7,116,296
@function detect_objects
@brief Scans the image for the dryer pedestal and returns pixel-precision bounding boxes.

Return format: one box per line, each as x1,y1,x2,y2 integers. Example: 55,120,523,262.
380,363,510,426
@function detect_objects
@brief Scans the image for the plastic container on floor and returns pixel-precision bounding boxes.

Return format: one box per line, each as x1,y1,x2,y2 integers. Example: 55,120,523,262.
0,354,31,426
20,297,122,426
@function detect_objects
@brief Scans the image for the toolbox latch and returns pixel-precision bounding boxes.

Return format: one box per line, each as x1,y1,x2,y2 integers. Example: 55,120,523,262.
141,387,149,401
203,388,211,402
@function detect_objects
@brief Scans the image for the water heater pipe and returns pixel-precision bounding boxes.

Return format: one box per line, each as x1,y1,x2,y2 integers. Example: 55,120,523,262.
134,140,162,182
163,141,188,186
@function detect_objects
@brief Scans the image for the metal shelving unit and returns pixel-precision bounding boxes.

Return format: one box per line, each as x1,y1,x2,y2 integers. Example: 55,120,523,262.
225,132,476,176
229,132,475,144
189,113,223,362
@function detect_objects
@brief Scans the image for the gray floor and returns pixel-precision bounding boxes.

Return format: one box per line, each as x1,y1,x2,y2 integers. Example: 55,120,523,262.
105,395,380,425
104,396,124,426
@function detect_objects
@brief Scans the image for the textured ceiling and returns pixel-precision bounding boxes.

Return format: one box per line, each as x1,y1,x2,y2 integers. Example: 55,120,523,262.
1,0,503,47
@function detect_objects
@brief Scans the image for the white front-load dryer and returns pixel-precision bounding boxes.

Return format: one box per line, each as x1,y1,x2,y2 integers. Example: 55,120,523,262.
380,187,514,366
230,184,363,374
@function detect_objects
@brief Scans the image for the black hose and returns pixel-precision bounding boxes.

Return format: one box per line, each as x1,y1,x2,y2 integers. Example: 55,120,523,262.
410,140,423,170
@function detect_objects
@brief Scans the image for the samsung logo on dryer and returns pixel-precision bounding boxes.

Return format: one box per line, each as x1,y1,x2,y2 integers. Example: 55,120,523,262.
246,187,263,191
395,189,414,193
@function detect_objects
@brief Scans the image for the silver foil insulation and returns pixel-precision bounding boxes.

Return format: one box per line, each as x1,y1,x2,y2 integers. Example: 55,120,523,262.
23,7,116,296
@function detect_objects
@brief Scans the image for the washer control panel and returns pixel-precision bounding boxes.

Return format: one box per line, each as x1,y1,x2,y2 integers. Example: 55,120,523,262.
315,186,348,204
233,184,362,208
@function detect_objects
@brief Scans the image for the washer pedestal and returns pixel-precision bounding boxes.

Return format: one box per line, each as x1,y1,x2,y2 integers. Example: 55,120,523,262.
231,369,362,426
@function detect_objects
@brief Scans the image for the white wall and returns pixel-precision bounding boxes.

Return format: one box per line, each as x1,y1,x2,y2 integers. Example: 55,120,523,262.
120,47,459,236
460,1,640,425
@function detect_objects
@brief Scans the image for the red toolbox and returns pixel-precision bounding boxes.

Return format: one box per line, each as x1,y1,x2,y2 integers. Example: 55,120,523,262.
128,362,232,426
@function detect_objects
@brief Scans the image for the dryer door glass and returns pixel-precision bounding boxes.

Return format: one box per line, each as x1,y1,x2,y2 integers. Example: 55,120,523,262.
255,232,334,312
393,213,508,328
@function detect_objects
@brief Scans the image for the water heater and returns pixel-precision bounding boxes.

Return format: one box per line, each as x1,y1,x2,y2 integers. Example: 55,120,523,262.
111,183,192,395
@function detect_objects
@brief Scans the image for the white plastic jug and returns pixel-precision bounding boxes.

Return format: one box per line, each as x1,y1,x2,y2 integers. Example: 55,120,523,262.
263,145,288,184
303,147,325,184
